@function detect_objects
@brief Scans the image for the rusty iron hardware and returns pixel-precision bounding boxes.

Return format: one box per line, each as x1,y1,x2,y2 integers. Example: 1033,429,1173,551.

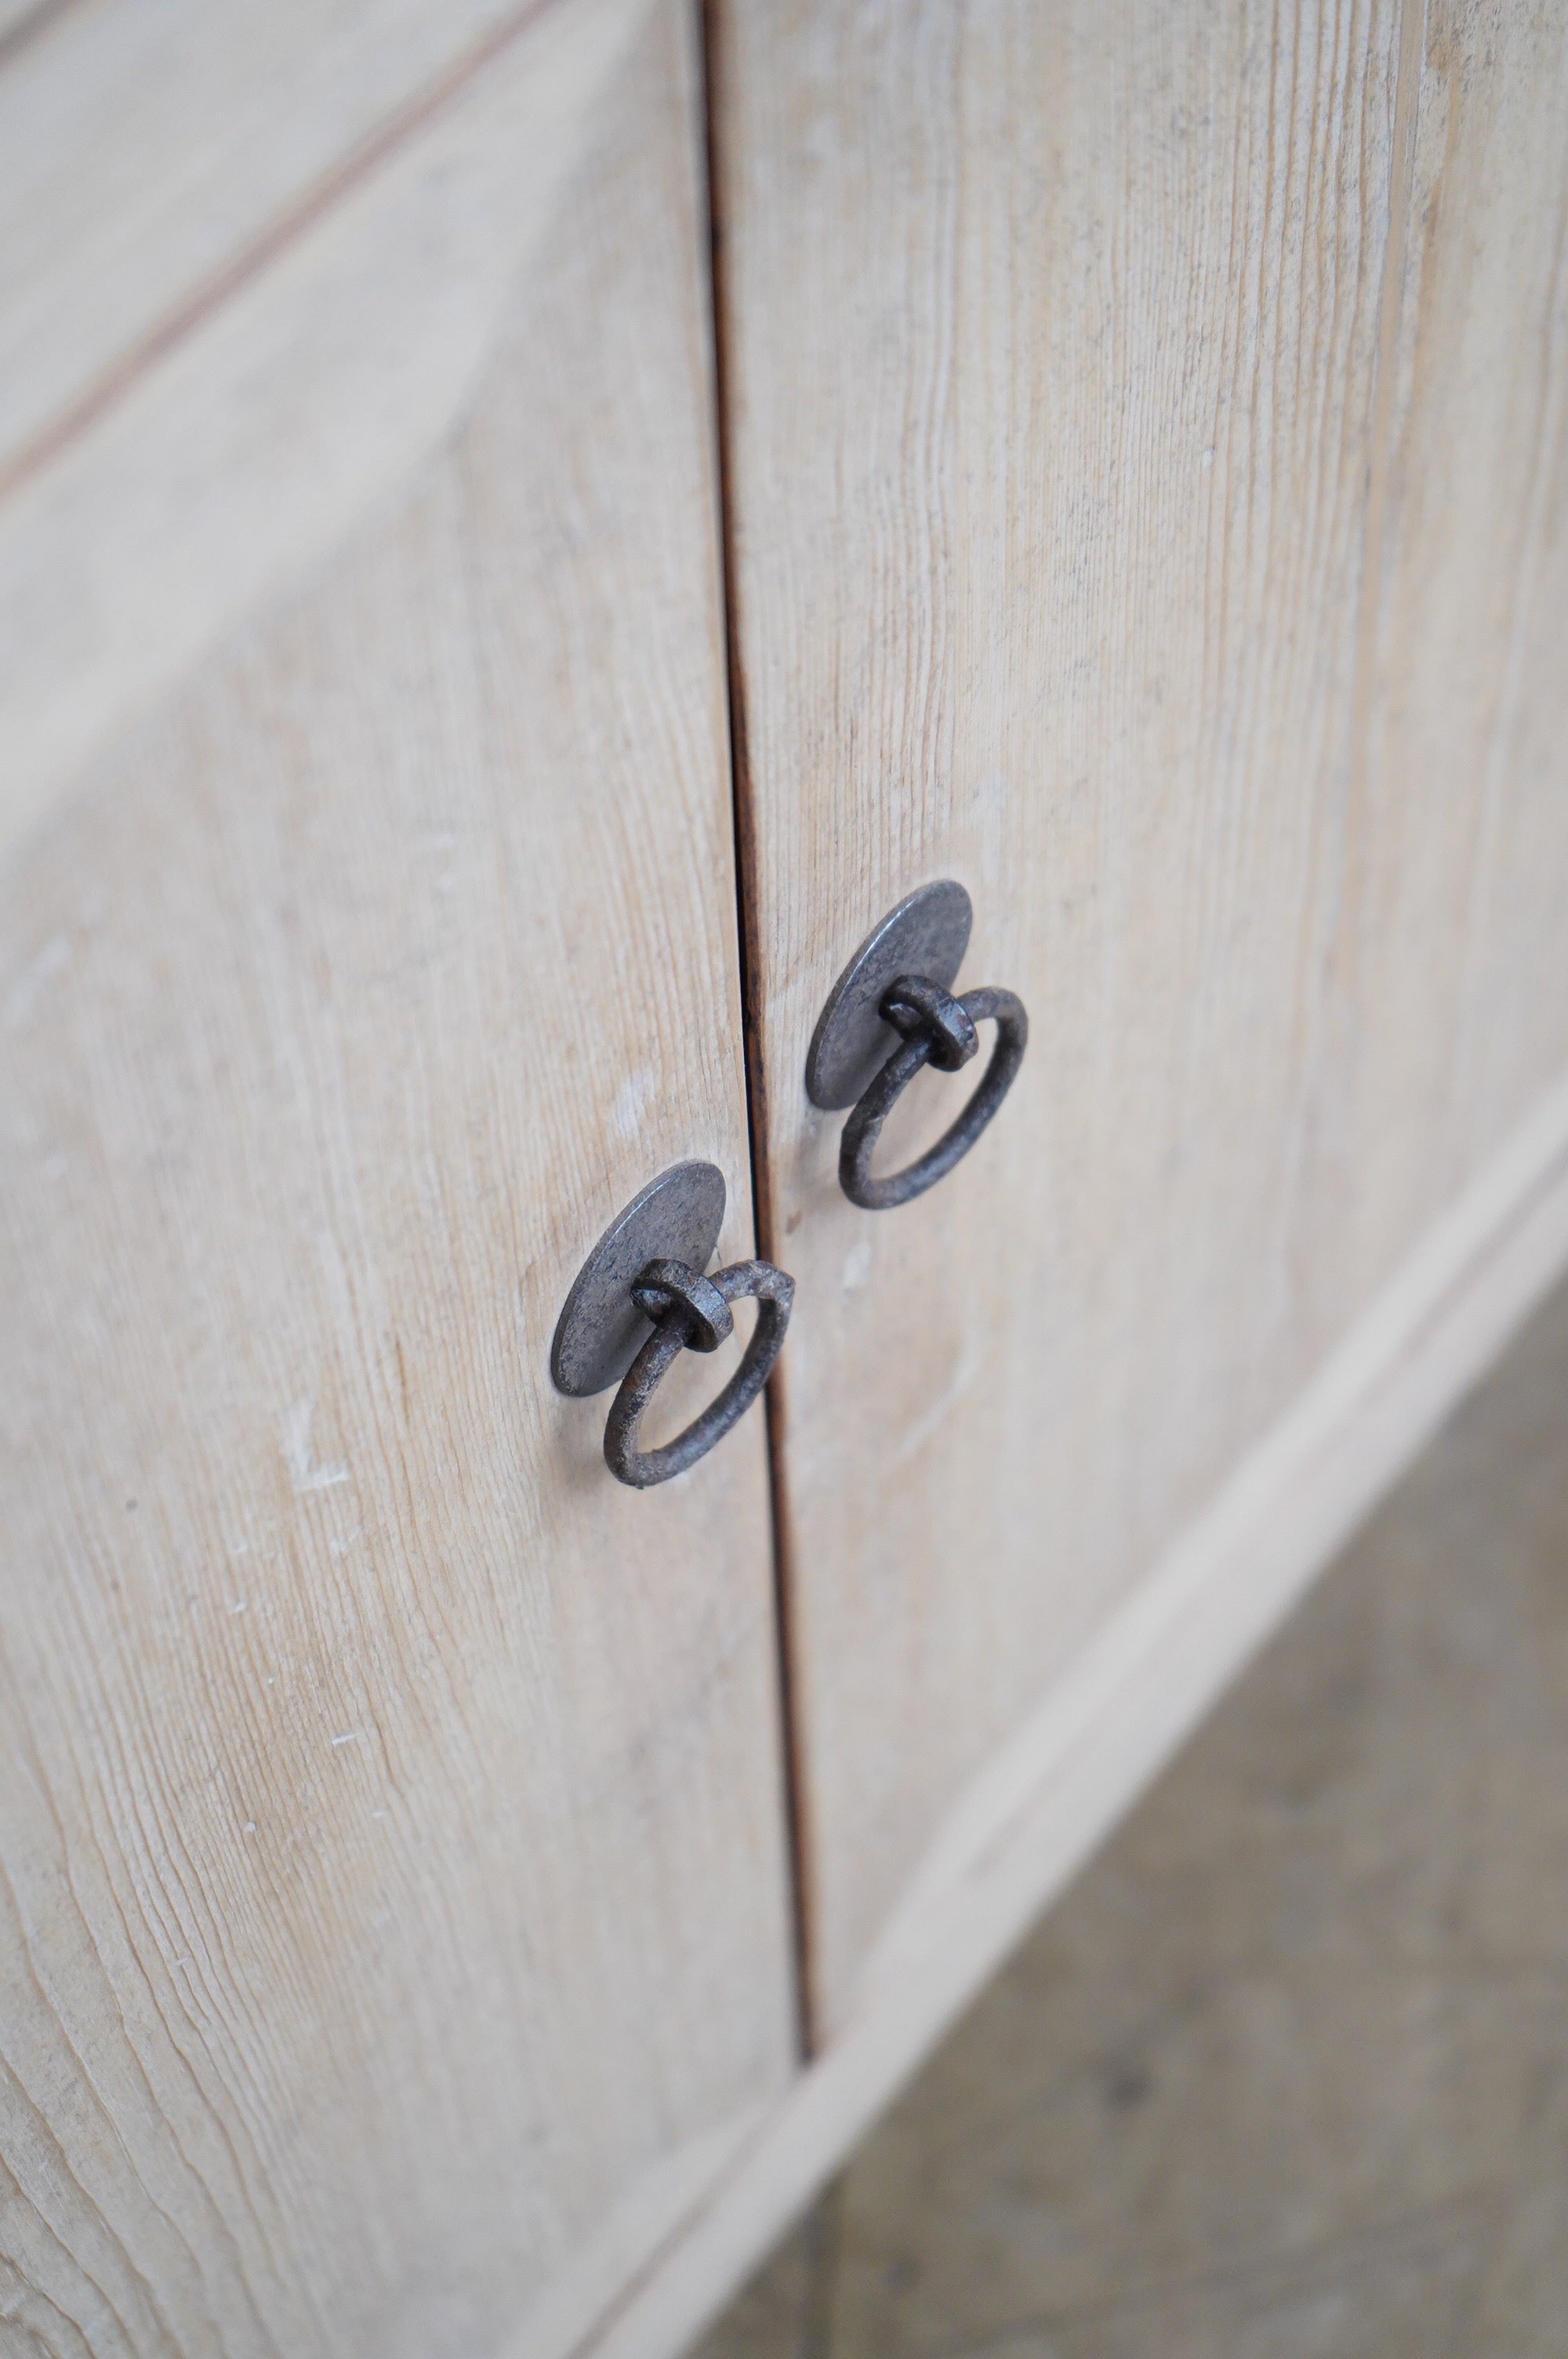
604,1256,793,1487
550,1161,793,1488
840,976,1028,1209
807,881,1029,1211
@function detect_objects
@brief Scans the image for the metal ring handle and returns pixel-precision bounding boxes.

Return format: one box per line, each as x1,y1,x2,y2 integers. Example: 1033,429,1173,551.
604,1257,794,1488
840,977,1028,1210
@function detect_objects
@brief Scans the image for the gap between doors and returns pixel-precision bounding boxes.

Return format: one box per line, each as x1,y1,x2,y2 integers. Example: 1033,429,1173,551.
697,0,822,2065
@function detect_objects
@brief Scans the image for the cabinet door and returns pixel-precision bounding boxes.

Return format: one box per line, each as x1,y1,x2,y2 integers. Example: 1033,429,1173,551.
0,8,795,2356
712,0,1568,2042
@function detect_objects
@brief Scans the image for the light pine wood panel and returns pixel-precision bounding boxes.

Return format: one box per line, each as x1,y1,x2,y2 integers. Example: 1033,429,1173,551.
0,0,655,863
713,0,1568,2041
0,10,795,2357
1319,0,1568,1279
0,0,617,482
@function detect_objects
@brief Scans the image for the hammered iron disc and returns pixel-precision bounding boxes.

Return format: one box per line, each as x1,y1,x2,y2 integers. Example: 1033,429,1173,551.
805,879,974,1110
550,1161,727,1397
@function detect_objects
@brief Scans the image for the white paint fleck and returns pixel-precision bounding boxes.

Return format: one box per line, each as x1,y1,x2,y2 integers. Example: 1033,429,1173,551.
281,1398,349,1495
330,1731,365,1748
371,1808,388,1820
1201,445,1216,467
243,1820,257,1834
841,1238,874,1295
612,1067,655,1139
5,933,71,1030
230,1600,248,1614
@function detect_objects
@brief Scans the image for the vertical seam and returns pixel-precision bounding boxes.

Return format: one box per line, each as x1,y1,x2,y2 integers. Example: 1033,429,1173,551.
697,0,818,2063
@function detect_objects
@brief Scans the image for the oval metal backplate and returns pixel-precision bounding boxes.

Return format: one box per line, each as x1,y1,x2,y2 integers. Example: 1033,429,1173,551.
805,879,974,1110
550,1161,727,1398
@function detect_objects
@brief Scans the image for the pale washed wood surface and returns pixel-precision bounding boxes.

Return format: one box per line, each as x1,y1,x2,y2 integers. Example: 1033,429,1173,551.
0,0,657,865
0,0,625,478
0,10,794,2354
712,0,1568,2041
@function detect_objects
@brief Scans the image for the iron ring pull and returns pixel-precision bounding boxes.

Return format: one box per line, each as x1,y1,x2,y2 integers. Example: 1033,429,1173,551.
840,975,1029,1212
603,1256,794,1488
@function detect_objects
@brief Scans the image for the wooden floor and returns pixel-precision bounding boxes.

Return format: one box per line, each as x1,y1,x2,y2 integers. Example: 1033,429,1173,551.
695,1276,1568,2357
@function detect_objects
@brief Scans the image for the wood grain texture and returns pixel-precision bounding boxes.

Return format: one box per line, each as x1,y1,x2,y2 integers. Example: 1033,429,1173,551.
0,9,795,2356
0,0,586,481
0,0,655,869
711,0,1568,2039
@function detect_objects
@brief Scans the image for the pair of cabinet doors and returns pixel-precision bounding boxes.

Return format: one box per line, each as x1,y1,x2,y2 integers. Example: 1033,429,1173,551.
5,1,1568,2354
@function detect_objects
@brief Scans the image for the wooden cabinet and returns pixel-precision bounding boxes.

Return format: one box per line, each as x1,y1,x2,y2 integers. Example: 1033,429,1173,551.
3,2,1566,2354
